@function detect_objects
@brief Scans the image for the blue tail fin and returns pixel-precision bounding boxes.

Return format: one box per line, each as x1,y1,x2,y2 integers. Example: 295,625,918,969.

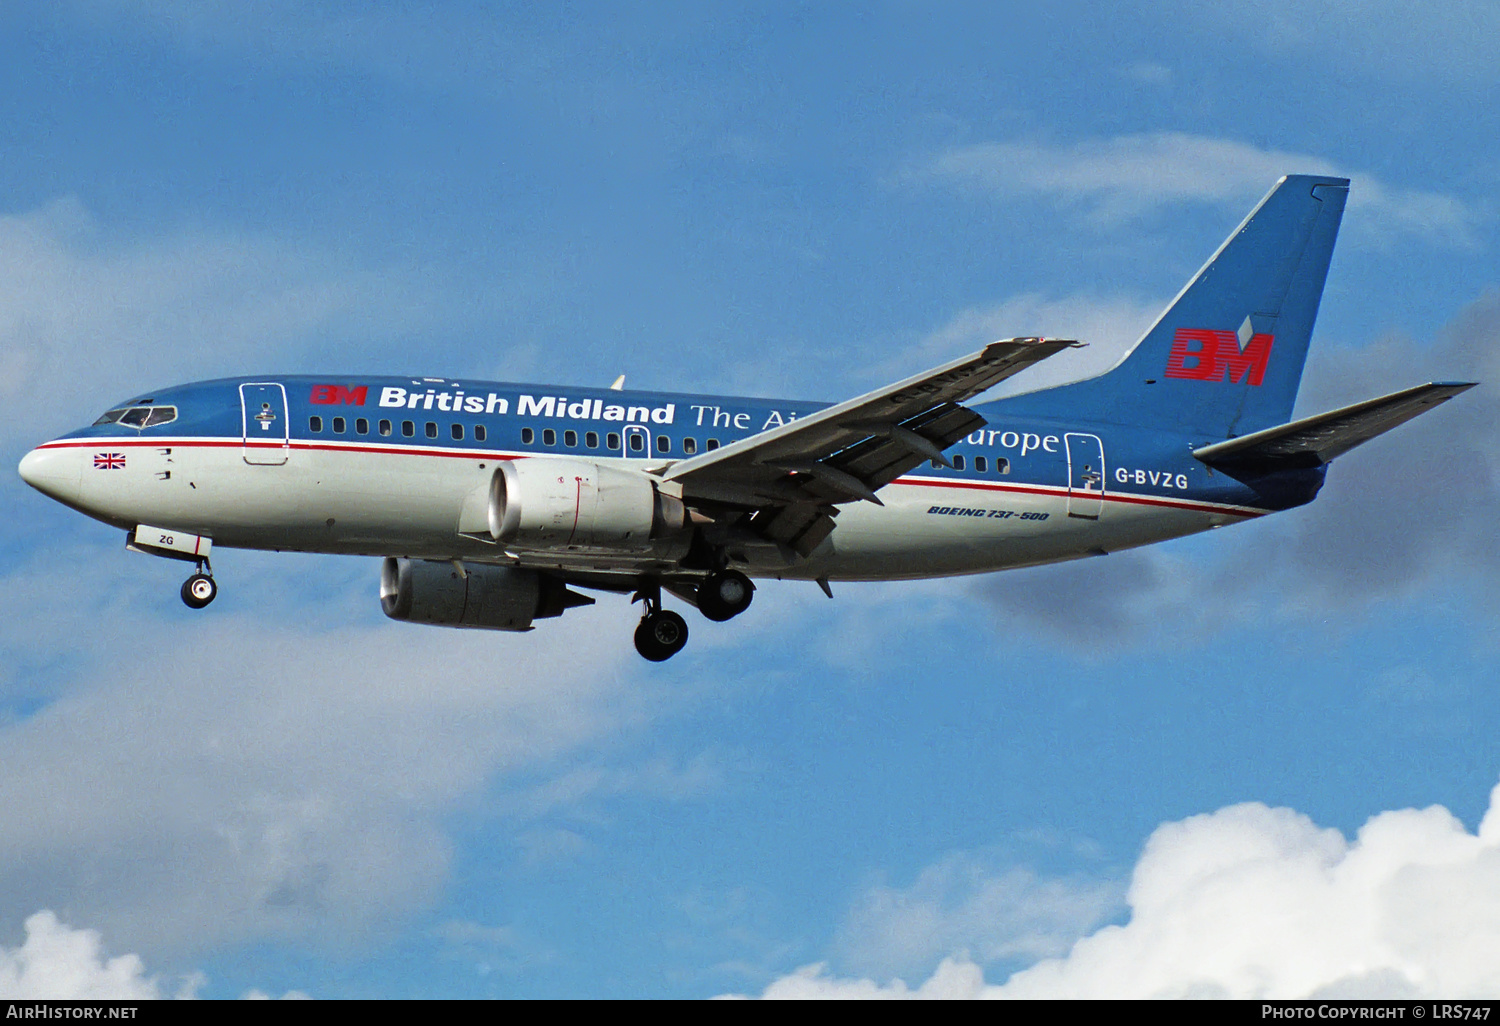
1003,174,1349,439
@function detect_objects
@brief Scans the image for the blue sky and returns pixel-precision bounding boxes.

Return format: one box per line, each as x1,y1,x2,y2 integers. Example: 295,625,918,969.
2,0,1499,999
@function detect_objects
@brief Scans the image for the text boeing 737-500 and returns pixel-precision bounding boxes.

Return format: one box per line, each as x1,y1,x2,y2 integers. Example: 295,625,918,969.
17,176,1475,661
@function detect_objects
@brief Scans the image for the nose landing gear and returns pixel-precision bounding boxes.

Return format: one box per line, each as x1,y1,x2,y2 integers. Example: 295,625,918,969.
181,562,217,609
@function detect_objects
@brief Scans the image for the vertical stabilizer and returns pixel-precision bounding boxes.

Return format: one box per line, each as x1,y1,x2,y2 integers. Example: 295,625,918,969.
1002,174,1349,439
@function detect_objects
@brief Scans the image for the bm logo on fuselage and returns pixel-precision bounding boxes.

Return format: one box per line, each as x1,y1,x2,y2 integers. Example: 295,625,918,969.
1164,327,1274,386
310,385,369,405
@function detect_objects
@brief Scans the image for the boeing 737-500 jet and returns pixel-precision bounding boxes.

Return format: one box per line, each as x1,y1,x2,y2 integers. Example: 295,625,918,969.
17,175,1476,660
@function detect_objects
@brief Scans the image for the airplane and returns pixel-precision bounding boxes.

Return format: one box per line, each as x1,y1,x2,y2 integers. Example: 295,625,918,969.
16,175,1476,662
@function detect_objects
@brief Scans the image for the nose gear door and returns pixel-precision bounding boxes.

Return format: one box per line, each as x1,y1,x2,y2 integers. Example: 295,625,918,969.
240,382,289,465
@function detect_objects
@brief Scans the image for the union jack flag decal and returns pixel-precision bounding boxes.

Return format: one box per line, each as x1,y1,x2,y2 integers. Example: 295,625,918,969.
93,452,126,470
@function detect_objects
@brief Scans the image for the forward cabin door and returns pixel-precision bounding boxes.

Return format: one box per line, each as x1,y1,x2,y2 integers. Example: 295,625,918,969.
1065,432,1104,519
240,382,289,465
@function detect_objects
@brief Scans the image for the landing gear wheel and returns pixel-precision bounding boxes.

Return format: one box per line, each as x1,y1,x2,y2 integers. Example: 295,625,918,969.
697,569,754,622
634,610,689,662
181,573,217,609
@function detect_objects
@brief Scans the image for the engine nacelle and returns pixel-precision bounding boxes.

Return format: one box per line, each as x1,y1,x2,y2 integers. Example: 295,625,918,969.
488,458,688,554
380,557,590,631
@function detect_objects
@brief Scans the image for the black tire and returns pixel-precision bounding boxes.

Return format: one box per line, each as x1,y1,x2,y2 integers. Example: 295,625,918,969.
697,570,754,622
181,573,217,609
634,610,689,661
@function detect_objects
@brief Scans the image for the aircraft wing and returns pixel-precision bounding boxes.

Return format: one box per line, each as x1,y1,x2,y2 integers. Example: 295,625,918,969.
660,337,1079,555
1193,381,1476,473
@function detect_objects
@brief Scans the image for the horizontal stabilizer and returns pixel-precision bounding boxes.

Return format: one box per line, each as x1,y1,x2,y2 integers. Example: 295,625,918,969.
1193,382,1476,472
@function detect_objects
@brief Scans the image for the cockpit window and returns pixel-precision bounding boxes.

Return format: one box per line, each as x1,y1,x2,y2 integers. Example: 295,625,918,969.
93,406,178,428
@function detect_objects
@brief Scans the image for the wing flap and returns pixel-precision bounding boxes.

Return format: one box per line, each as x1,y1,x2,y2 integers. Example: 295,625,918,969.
1193,381,1476,472
749,502,839,557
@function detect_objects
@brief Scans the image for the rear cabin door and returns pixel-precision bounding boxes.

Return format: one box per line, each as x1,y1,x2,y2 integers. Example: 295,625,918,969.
1065,432,1104,519
240,382,289,465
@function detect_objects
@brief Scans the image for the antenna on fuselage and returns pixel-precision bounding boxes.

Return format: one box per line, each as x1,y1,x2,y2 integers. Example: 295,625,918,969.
610,375,626,391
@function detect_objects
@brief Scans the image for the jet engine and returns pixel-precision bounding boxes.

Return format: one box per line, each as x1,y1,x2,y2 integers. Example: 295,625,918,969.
488,458,688,555
381,557,592,631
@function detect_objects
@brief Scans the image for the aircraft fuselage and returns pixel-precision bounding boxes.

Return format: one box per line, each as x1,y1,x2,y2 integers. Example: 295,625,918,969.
20,374,1294,584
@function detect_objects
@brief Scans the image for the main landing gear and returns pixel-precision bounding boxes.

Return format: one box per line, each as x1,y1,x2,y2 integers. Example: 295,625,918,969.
631,570,756,662
181,562,217,609
633,583,689,662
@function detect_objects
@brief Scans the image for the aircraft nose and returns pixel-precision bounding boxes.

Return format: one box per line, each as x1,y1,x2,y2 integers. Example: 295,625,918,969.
18,445,82,503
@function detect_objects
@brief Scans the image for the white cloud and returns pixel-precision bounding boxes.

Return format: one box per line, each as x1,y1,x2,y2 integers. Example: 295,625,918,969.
0,910,196,999
0,197,495,446
0,908,310,999
912,133,1482,249
0,544,663,955
736,779,1500,999
910,293,1165,395
834,854,1123,980
741,957,988,1000
511,752,725,812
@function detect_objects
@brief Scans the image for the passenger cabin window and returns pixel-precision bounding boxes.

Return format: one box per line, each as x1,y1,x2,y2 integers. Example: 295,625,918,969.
451,423,464,441
706,439,720,451
309,416,323,432
628,433,644,453
975,455,988,473
332,417,346,433
402,421,415,437
521,427,535,444
607,432,621,450
656,435,670,453
474,425,487,442
425,422,438,439
952,454,966,471
564,430,578,447
356,418,369,434
585,431,599,448
379,419,392,436
683,437,697,455
543,428,556,446
995,457,1010,475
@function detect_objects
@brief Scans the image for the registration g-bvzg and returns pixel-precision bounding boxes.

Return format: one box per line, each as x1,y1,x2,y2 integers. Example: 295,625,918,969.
1115,467,1189,490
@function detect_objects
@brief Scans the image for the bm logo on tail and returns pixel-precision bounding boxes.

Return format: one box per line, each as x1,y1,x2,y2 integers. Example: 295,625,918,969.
1165,317,1275,386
